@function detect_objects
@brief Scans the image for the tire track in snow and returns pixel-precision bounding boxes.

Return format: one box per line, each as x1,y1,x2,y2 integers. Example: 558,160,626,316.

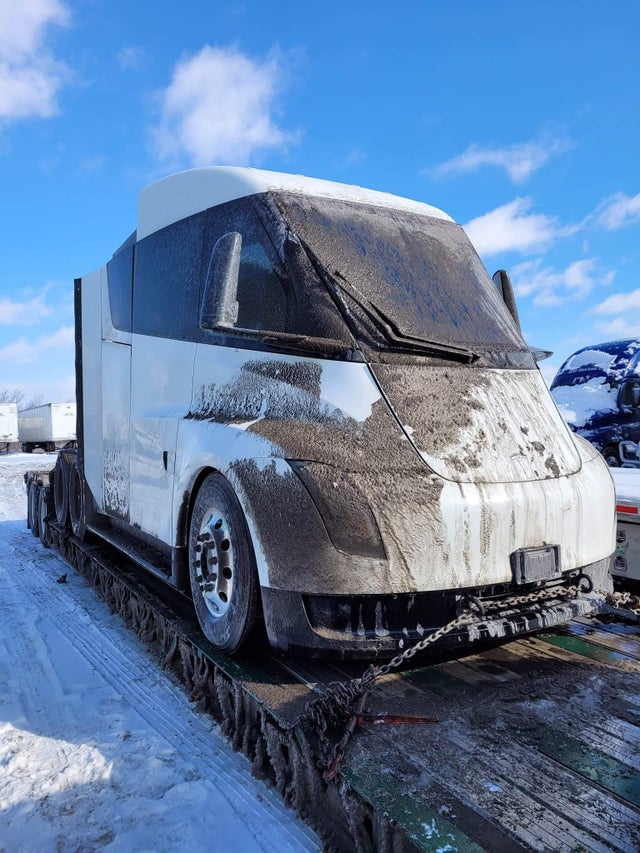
0,460,319,852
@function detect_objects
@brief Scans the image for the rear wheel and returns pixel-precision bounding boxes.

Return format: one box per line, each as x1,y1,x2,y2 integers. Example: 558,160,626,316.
68,460,87,539
189,473,259,654
54,454,70,528
38,486,51,548
28,482,40,538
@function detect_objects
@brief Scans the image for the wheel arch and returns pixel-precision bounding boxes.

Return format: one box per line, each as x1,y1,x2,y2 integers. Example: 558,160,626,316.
175,461,273,594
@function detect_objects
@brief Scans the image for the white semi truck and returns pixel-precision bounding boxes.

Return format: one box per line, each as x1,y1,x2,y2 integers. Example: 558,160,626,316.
19,402,77,453
0,402,18,453
42,166,615,657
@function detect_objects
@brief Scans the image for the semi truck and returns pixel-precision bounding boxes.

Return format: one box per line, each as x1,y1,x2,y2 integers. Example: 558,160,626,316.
550,339,640,466
18,402,77,453
0,402,18,453
37,165,615,658
23,167,640,851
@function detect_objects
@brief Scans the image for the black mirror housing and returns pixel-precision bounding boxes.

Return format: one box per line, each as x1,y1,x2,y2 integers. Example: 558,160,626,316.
492,269,521,332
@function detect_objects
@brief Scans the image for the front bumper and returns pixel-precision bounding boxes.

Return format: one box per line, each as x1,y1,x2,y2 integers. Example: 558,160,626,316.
261,557,613,659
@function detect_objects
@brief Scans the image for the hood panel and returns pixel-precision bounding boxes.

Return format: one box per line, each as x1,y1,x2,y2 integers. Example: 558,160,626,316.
370,364,582,483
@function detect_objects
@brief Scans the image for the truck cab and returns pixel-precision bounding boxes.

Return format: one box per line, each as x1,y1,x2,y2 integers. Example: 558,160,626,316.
69,166,615,657
550,339,640,466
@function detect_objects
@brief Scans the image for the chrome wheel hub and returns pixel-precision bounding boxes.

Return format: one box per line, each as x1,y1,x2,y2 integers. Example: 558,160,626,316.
195,509,234,618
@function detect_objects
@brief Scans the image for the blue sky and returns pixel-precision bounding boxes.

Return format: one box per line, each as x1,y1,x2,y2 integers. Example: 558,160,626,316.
1,0,639,403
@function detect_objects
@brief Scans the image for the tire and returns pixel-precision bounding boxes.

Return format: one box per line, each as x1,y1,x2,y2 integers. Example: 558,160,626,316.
189,473,259,654
38,485,52,548
603,445,621,467
68,460,87,540
27,481,39,534
26,477,32,530
54,454,70,528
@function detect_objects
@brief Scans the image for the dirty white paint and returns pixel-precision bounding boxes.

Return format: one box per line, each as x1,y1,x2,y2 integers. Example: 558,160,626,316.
129,335,196,543
377,364,582,483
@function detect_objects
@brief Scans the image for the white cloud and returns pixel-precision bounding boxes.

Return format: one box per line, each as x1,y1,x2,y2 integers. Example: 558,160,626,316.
463,198,567,256
432,133,570,183
595,317,640,339
0,292,52,325
0,324,73,364
594,288,640,316
153,44,296,166
6,374,75,404
0,0,70,121
595,192,640,230
511,257,609,307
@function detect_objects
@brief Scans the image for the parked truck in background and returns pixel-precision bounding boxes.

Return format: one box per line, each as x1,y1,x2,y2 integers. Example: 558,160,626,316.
19,402,77,453
0,403,18,453
550,339,640,466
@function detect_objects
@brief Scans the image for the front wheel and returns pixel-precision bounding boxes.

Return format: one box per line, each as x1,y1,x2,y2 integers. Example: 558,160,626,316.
188,473,259,654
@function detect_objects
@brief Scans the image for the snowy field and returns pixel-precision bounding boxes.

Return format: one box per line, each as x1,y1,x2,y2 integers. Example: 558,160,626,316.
0,453,319,852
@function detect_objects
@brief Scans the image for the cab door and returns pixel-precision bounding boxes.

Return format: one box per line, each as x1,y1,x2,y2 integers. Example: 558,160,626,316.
128,212,206,546
101,244,133,520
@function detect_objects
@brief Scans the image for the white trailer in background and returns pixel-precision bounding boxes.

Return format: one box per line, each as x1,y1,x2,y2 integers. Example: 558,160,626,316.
612,466,640,583
19,402,76,453
0,403,18,453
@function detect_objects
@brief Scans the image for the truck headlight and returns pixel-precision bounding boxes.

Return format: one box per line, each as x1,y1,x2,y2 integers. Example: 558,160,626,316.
287,460,386,560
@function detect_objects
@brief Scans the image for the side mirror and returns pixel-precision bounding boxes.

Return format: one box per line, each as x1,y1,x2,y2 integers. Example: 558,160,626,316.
200,232,242,331
529,346,553,362
492,269,521,331
618,379,640,410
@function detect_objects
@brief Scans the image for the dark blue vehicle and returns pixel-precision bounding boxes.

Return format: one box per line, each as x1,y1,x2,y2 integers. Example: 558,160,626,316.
550,339,640,466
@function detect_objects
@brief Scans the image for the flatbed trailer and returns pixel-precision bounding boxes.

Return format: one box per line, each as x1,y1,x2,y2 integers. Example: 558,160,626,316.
25,466,640,853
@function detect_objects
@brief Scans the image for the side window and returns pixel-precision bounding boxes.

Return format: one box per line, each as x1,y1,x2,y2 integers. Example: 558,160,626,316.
236,239,287,332
133,211,206,340
202,198,290,337
107,244,133,332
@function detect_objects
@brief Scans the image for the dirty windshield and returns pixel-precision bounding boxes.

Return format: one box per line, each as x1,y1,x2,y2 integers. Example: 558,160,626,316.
275,193,528,358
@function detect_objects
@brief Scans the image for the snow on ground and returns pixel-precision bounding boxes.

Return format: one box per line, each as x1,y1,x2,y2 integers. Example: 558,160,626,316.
0,454,320,853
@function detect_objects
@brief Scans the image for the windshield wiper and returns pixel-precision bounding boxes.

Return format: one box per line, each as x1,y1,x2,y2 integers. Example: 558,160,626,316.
329,268,479,364
298,239,479,363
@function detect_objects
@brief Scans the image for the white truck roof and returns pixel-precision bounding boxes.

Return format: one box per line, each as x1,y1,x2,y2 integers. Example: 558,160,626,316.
137,166,454,240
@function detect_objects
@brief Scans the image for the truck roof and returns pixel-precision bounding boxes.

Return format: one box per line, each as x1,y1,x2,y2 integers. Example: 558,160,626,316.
137,166,454,240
